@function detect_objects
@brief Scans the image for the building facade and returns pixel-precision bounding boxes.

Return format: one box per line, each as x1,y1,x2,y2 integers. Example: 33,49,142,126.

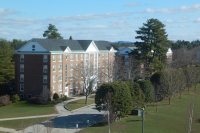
15,39,116,98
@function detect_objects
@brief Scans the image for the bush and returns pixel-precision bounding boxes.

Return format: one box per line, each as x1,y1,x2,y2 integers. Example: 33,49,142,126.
95,81,132,121
10,94,20,103
61,95,68,101
0,95,11,105
53,93,59,101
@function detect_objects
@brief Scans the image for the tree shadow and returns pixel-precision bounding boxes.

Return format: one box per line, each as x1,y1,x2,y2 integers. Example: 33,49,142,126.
41,114,105,129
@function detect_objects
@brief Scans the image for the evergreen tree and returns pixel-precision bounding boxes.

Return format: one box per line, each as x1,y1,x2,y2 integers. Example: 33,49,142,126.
133,18,169,77
0,40,14,84
43,24,63,39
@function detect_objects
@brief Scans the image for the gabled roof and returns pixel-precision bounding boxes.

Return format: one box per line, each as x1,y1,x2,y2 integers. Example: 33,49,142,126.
17,38,116,53
94,41,112,51
78,40,93,50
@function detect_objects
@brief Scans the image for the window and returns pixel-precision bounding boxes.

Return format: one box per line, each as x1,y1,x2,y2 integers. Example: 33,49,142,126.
20,55,24,63
43,75,47,83
43,55,48,63
20,74,24,82
70,54,74,60
58,64,62,71
20,64,24,73
43,65,48,73
70,70,73,77
52,65,56,72
32,45,35,51
43,85,47,90
70,82,73,89
70,64,73,70
52,55,56,62
20,84,24,91
58,75,62,81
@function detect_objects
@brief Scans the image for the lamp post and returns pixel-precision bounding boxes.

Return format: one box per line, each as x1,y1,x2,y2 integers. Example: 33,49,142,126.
142,108,144,133
138,108,145,133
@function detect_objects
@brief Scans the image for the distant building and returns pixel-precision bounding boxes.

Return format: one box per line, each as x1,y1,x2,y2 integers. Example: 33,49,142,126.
115,47,135,80
15,39,116,99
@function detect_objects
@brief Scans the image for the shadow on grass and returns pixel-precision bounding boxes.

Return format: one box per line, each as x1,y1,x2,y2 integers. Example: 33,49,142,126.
195,118,200,123
126,119,141,122
42,114,106,129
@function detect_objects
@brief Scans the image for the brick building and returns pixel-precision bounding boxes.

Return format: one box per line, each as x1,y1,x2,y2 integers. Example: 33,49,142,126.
15,39,116,98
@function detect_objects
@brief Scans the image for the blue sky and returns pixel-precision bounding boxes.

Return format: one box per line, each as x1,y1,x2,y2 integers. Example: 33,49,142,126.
0,0,200,42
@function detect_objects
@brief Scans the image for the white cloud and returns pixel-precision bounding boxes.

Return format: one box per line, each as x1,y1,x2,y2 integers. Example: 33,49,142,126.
194,17,200,23
0,8,16,17
143,3,200,14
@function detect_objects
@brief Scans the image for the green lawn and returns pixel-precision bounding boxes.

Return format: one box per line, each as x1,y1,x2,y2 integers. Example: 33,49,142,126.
65,98,94,110
0,101,56,119
0,117,52,130
79,89,200,133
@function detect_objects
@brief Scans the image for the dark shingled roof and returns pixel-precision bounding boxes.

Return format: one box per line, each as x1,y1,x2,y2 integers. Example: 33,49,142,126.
78,40,93,50
28,38,113,52
94,41,112,51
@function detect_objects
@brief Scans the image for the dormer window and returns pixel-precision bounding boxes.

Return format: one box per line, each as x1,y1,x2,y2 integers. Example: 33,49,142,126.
32,45,35,51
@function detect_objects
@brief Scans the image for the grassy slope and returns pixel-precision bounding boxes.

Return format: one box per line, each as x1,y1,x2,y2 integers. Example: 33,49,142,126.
65,98,94,110
79,89,200,133
0,101,56,118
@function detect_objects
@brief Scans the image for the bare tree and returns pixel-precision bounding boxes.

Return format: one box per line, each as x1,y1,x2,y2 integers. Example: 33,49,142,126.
75,61,97,104
160,68,178,104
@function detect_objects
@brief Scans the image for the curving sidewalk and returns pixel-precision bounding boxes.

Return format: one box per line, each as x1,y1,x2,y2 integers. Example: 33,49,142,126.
0,95,103,133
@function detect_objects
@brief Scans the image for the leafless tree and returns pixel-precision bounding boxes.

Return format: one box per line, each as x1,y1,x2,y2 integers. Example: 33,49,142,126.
75,61,97,104
160,68,179,104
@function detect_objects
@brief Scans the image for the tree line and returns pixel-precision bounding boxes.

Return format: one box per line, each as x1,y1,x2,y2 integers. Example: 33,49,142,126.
0,39,25,96
95,18,200,124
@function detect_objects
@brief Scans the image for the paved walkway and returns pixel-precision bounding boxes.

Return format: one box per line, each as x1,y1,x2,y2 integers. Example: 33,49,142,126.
55,96,87,114
0,114,58,121
0,95,105,133
0,127,16,133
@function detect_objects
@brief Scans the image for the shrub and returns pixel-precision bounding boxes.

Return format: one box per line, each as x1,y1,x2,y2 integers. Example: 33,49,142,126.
53,93,59,101
10,94,20,103
61,95,68,101
0,95,11,105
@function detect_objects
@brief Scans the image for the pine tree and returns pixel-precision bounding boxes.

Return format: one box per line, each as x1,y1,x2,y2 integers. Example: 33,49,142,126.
43,24,63,39
0,40,14,84
133,18,169,77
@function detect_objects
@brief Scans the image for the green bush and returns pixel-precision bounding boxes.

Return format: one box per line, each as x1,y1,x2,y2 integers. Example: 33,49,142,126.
61,95,68,101
10,94,20,103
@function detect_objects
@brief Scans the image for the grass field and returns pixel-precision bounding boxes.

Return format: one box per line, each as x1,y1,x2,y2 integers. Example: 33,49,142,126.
65,98,94,110
0,117,52,130
0,101,56,118
79,88,200,133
